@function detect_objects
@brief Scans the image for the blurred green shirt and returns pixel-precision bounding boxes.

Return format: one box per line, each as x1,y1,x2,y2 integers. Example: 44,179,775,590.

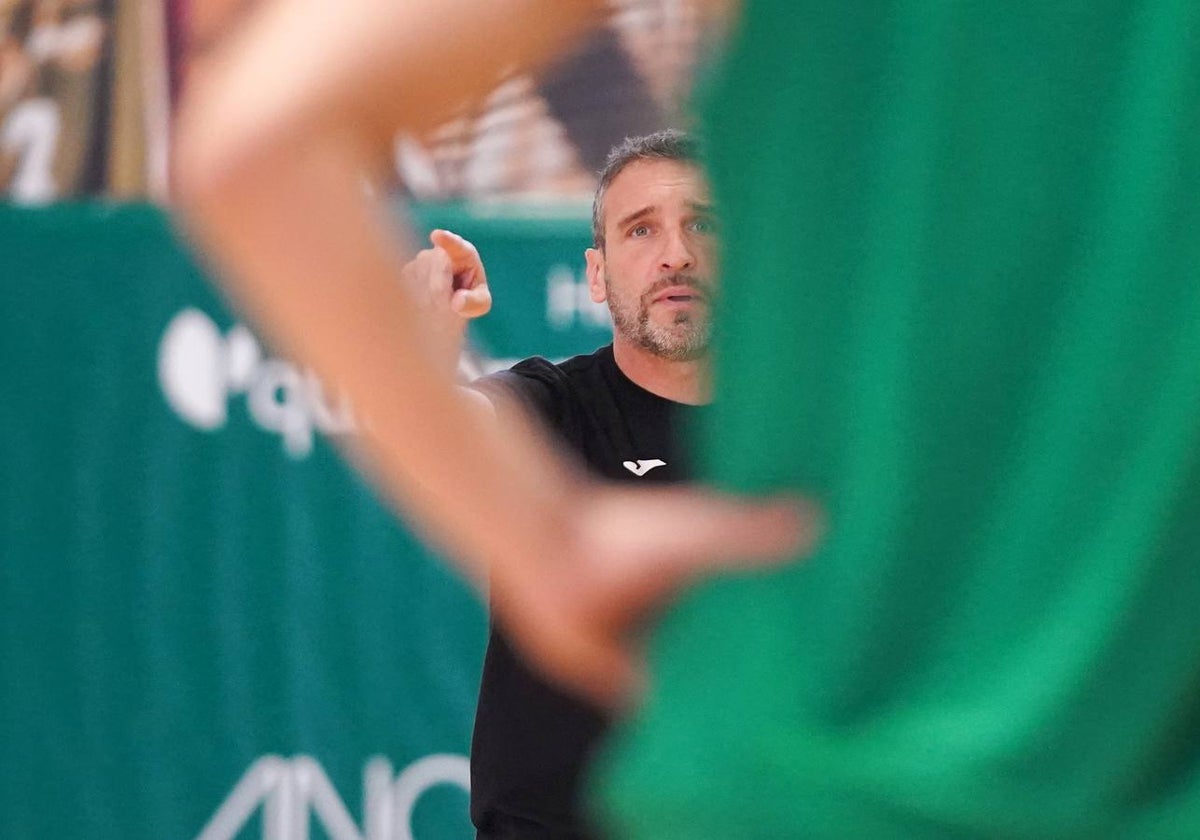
601,2,1200,837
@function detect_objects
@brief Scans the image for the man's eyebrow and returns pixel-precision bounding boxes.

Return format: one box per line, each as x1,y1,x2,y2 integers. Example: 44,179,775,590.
688,201,716,215
614,206,657,231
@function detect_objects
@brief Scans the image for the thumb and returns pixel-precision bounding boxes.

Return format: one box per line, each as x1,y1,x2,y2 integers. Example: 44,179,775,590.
578,489,823,630
452,285,492,318
649,493,823,601
682,492,822,572
594,489,821,570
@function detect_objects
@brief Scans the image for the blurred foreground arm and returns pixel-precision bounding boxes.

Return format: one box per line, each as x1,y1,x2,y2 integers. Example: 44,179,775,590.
172,0,816,706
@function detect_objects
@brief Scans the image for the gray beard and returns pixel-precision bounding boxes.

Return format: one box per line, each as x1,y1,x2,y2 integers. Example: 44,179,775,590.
607,273,712,362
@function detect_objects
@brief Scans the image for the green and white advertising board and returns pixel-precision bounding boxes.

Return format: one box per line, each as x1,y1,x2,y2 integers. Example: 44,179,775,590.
0,202,608,839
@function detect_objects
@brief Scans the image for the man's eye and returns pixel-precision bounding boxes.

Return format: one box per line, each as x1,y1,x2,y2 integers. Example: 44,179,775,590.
690,218,715,233
630,224,650,237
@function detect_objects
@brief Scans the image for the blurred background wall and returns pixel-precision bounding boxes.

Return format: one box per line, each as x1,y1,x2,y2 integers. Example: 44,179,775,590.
0,2,712,838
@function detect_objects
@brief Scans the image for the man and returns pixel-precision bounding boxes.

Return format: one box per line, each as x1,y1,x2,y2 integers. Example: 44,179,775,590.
175,2,1200,838
405,130,714,839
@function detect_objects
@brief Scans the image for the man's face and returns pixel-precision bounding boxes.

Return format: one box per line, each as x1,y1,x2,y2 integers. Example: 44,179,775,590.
586,158,716,362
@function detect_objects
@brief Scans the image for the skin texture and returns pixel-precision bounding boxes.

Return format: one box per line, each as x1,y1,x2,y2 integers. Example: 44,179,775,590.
173,0,817,708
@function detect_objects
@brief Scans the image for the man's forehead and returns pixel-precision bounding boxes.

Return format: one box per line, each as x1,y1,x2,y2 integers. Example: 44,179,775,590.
609,158,705,190
604,159,710,214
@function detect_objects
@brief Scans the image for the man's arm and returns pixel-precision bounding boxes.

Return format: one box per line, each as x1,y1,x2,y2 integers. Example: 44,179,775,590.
171,0,815,707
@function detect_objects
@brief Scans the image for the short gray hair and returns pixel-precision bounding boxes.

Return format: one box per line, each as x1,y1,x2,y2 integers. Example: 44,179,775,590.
591,129,698,249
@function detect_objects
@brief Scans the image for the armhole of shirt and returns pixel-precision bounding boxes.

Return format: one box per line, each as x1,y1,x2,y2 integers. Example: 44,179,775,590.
470,362,565,429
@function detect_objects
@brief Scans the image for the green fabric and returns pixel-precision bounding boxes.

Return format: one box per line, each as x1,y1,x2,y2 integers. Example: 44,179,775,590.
600,3,1200,837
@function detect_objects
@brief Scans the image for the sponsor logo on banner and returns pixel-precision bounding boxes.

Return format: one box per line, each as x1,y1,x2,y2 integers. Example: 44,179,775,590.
158,308,356,458
196,753,469,840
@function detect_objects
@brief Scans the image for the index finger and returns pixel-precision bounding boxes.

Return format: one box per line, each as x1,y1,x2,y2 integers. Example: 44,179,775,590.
430,228,482,268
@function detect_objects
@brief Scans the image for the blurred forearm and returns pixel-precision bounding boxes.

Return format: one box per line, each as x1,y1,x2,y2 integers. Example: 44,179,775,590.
177,119,584,592
172,0,605,590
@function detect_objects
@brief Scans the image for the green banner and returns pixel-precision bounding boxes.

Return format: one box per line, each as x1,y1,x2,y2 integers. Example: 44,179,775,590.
0,202,602,839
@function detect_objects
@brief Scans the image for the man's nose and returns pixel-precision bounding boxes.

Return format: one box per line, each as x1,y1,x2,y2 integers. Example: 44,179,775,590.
659,228,696,271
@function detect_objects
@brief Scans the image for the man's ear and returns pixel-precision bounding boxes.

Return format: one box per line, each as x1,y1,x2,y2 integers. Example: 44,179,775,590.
585,247,607,303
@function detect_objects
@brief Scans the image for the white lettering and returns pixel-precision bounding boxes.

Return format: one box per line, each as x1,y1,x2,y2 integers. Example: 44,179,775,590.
159,309,359,458
195,754,470,840
159,309,228,430
393,755,472,840
1,97,60,204
247,359,313,458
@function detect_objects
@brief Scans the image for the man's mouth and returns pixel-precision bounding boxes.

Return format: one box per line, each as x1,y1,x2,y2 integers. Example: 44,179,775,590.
653,286,706,304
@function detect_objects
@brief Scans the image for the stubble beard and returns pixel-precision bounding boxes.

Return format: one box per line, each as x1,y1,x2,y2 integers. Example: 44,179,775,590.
607,273,712,362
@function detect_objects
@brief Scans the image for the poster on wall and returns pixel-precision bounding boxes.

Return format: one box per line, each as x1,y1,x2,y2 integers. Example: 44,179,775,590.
0,0,707,205
393,0,709,201
0,0,112,202
165,0,709,203
0,0,169,203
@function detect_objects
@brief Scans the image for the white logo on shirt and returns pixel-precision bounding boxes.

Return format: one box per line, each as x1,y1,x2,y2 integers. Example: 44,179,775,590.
623,459,666,477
